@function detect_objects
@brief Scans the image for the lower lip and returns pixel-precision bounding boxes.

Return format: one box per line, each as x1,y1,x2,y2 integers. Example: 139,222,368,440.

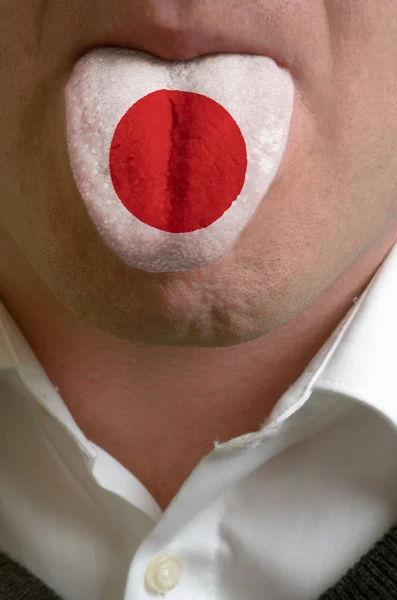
65,48,295,273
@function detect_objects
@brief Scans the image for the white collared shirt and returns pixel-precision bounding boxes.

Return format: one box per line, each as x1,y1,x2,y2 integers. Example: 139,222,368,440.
1,244,397,600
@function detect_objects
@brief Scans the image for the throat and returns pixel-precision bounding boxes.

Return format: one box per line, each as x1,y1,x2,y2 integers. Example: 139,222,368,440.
76,400,272,511
91,428,220,512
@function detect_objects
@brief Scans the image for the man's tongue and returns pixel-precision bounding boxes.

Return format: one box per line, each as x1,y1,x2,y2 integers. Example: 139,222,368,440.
65,48,294,273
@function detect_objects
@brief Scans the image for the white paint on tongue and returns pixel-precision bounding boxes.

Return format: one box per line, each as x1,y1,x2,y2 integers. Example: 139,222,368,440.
65,48,294,273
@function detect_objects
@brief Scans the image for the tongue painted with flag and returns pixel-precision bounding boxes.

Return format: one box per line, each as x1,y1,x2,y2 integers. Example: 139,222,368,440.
65,47,295,273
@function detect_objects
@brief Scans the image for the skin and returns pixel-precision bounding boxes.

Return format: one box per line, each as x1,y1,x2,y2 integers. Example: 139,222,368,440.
1,1,397,510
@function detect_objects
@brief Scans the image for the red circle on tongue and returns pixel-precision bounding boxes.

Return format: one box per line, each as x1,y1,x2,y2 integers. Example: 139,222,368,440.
109,89,247,234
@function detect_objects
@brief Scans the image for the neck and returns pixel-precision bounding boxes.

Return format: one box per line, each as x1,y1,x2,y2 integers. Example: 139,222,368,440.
1,227,396,509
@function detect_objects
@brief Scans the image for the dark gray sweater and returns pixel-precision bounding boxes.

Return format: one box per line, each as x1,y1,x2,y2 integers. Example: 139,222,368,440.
1,525,397,599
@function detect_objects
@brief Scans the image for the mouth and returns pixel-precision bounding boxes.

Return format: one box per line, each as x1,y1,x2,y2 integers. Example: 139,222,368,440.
75,2,292,72
63,2,300,274
96,29,291,72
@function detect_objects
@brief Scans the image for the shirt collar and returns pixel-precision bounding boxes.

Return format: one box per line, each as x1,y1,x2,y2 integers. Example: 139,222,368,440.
265,240,397,432
313,240,397,426
1,241,397,447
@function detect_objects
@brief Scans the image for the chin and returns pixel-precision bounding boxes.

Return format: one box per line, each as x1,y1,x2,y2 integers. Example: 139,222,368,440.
56,263,304,349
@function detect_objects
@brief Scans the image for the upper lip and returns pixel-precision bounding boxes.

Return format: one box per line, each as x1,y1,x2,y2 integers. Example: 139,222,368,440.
79,2,292,71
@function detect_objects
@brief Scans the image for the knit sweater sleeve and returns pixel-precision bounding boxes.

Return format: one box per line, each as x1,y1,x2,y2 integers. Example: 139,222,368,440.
0,550,63,600
319,524,397,599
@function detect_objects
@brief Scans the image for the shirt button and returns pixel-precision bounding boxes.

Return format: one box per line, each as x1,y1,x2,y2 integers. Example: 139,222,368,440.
145,553,182,594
